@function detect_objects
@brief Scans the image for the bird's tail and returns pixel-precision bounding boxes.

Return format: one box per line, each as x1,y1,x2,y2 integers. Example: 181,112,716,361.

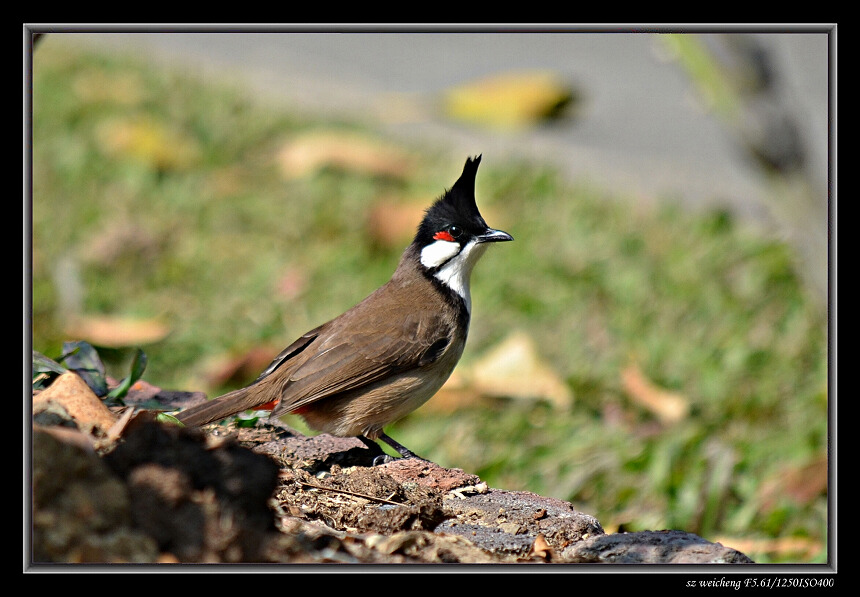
175,384,276,428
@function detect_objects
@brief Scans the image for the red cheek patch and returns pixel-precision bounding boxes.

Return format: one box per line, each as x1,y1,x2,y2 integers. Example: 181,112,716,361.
433,231,455,242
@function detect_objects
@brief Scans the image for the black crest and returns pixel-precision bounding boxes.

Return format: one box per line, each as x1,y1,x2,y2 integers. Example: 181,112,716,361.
414,156,488,244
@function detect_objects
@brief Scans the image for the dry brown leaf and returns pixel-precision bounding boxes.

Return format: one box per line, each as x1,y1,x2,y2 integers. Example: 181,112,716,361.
471,331,572,409
782,455,829,505
63,314,171,347
365,198,427,249
429,331,572,412
527,533,554,561
33,371,117,434
276,130,414,180
621,363,689,425
204,346,282,389
442,70,576,129
100,406,136,446
758,455,828,511
366,195,505,250
425,371,482,413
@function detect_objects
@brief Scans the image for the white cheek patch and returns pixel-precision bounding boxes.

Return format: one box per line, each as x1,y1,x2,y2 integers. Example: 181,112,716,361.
420,239,461,269
433,240,488,313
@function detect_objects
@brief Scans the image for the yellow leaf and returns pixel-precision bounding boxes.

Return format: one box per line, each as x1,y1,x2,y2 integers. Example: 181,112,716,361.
96,116,199,171
442,70,576,129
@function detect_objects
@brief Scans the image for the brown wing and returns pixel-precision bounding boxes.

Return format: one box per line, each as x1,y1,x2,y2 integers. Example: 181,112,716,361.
268,283,456,416
253,325,324,382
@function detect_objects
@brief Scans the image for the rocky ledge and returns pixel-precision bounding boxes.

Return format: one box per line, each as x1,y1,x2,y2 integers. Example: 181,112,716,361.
31,374,753,565
31,372,751,566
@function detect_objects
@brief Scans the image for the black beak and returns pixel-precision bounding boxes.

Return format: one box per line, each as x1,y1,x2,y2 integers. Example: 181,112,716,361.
477,228,514,243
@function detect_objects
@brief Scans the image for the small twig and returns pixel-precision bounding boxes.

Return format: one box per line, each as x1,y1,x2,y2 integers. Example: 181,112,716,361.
298,480,403,506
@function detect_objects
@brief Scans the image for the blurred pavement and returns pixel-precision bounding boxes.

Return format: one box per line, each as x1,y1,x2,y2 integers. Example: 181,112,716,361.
50,29,832,298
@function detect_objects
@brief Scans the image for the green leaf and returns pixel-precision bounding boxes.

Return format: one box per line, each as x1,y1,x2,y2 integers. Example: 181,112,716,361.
32,351,68,390
156,412,184,426
234,411,263,428
106,348,148,401
33,351,68,376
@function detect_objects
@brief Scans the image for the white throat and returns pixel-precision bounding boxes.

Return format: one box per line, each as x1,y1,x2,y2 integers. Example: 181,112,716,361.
421,239,488,312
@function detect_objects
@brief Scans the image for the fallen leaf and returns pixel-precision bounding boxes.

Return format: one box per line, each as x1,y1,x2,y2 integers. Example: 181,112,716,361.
431,331,572,412
471,331,572,409
527,534,554,561
365,198,427,249
442,70,577,130
100,406,136,446
204,346,283,389
758,455,828,511
63,314,171,347
426,371,481,413
366,194,505,250
33,371,117,434
276,130,415,180
95,115,200,171
621,363,689,425
781,456,829,506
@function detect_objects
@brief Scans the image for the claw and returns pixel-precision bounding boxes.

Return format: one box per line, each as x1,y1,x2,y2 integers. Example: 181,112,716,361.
372,454,394,466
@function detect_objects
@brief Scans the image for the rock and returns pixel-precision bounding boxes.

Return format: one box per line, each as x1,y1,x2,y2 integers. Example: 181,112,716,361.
563,529,754,564
29,410,755,565
438,488,603,561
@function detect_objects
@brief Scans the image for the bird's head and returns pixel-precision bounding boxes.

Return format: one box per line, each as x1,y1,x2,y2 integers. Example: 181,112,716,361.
412,156,513,309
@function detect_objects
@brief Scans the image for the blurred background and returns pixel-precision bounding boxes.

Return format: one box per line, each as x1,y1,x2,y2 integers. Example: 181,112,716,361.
28,28,832,563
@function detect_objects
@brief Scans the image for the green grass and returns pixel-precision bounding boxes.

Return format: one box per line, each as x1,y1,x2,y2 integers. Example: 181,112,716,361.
30,38,828,564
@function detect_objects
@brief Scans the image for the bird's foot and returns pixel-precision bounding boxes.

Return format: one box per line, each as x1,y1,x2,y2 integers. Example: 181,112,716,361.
358,436,393,466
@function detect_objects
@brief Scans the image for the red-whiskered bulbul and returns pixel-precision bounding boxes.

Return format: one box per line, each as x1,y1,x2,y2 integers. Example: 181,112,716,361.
175,156,512,462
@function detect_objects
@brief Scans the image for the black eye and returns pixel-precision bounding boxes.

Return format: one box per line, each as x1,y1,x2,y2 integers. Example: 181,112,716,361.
448,225,463,238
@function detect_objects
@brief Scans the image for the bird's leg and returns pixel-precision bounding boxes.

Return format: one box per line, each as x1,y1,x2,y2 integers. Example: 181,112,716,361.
378,433,427,461
358,434,427,465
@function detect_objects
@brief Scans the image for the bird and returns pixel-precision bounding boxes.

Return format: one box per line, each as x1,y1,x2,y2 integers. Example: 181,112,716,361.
175,155,512,463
